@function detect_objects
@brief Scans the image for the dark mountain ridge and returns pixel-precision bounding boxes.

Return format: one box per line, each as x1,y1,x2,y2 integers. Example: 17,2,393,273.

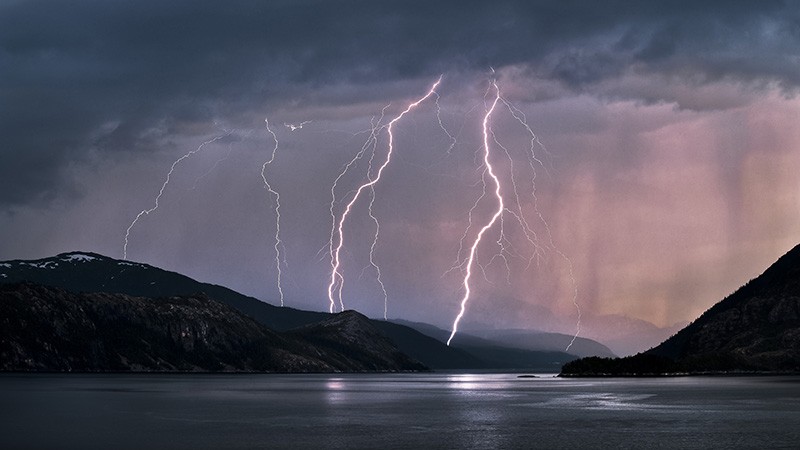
290,311,427,371
561,244,800,376
1,251,610,370
647,243,800,372
392,319,612,371
0,252,478,369
0,282,425,373
0,252,323,329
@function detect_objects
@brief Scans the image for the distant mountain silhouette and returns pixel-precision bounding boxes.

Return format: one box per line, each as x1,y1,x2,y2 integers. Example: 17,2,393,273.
0,283,424,372
576,314,688,356
562,244,800,376
459,328,616,358
393,319,611,371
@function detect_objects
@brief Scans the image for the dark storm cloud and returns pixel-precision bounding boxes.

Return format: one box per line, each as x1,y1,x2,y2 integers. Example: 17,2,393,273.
1,0,798,207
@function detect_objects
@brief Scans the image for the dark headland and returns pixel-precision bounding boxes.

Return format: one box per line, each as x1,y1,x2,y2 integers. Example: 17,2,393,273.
561,243,800,376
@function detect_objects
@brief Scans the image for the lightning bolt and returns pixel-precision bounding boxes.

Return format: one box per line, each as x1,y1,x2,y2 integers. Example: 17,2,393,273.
123,132,231,260
366,186,389,320
446,75,580,350
327,76,443,314
262,118,285,307
327,108,388,313
447,79,503,346
363,122,389,320
190,134,245,190
499,97,581,351
435,92,457,154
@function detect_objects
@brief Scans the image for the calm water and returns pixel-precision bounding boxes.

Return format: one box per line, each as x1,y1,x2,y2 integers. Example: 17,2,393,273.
1,373,799,449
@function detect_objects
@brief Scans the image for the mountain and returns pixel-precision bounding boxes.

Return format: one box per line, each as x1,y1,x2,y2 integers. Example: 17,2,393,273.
561,244,800,376
0,252,486,369
0,251,619,370
393,319,607,371
575,315,688,357
0,252,323,329
369,321,486,370
648,243,800,371
460,328,615,358
0,283,424,372
289,311,427,371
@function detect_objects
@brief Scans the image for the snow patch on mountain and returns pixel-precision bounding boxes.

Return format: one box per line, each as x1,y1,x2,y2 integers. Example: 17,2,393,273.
118,261,146,268
24,261,58,269
61,254,97,263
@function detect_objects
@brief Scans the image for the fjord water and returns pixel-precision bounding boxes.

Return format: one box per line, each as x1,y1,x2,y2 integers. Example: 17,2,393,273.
2,374,798,449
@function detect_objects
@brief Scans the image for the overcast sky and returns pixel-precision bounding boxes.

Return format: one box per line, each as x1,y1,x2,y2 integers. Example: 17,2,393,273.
2,0,799,337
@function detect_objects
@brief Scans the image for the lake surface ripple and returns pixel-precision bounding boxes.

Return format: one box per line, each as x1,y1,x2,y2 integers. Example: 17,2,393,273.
2,373,799,449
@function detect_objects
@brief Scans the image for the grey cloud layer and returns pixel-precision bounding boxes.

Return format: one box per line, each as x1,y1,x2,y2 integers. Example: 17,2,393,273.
1,0,798,207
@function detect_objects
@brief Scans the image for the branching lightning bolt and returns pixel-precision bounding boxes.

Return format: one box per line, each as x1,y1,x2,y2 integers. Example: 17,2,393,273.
190,146,234,190
499,97,580,351
327,108,388,313
262,118,286,307
445,76,580,350
327,76,442,314
190,133,247,190
366,186,389,320
447,79,503,346
123,132,231,260
435,92,457,154
363,121,390,320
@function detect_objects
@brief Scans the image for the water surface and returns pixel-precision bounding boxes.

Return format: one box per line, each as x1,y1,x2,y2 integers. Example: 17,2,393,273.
2,373,799,449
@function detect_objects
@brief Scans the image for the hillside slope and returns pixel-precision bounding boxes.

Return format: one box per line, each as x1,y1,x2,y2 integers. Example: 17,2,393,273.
0,283,426,372
0,252,475,368
391,320,598,371
648,244,800,371
562,244,800,375
290,311,427,372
